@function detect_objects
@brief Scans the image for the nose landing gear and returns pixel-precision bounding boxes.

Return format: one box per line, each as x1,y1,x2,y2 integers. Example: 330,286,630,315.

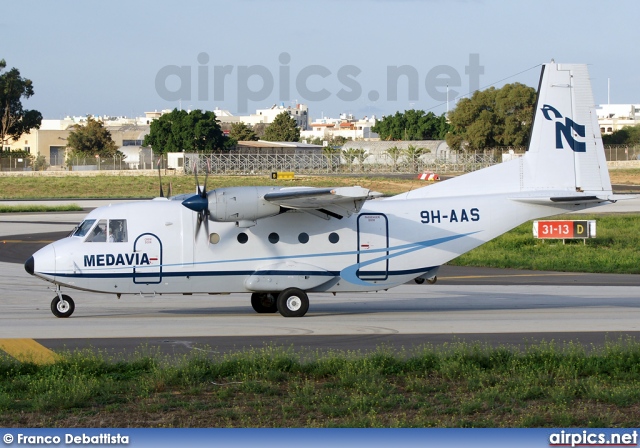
51,287,75,318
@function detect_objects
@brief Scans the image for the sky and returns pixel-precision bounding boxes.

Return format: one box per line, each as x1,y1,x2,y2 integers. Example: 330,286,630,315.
2,0,639,122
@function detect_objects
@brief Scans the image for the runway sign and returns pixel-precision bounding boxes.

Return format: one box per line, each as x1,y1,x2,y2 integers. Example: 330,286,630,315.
533,220,596,239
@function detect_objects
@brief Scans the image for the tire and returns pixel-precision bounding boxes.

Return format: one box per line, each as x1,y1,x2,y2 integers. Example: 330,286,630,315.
414,277,426,284
277,288,309,318
51,294,75,318
427,276,437,284
250,293,278,313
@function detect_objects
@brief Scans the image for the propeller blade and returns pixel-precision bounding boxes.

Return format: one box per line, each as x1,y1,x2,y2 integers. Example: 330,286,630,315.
201,158,210,198
195,210,210,238
195,211,203,238
186,158,211,239
203,211,209,237
157,157,164,198
194,163,202,196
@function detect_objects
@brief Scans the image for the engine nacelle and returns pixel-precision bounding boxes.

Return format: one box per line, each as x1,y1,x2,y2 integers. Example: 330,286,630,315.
208,187,281,223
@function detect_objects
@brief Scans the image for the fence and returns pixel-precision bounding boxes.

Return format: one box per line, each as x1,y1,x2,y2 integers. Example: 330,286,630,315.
604,145,640,161
0,154,34,172
182,150,503,176
6,145,637,175
0,153,155,172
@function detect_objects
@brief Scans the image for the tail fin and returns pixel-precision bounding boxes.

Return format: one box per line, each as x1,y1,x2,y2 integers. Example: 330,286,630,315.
392,61,613,200
524,61,611,193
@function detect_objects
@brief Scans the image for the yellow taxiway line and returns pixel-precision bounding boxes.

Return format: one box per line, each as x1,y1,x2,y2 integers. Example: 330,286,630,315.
0,339,59,364
443,273,580,280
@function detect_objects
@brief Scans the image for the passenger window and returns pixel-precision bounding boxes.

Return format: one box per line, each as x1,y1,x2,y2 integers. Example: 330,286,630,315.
73,220,96,238
86,220,107,242
109,219,127,243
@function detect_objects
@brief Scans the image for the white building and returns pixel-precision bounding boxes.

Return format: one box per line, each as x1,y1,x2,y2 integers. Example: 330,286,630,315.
300,114,379,142
213,103,309,129
596,104,640,134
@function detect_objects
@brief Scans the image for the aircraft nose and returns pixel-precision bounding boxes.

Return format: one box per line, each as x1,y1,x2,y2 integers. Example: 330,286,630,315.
28,243,57,282
25,256,35,275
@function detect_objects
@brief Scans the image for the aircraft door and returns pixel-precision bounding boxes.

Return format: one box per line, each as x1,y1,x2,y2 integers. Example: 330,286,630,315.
133,233,163,284
357,213,389,281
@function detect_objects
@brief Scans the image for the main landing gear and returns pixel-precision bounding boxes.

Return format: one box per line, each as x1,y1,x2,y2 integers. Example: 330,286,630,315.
51,287,75,318
414,276,437,285
250,288,310,318
250,293,278,313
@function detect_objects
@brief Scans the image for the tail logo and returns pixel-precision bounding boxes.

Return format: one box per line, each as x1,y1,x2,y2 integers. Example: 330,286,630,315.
541,104,586,152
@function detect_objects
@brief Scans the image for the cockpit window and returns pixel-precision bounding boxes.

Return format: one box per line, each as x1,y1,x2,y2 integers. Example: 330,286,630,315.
73,219,96,238
109,219,127,243
86,219,107,242
79,219,128,243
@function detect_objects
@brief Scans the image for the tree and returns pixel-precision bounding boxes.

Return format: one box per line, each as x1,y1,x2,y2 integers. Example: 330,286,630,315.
229,122,258,141
404,144,429,172
329,135,348,146
252,122,267,139
66,116,118,157
144,109,228,154
182,109,226,152
445,82,536,150
341,148,368,171
372,110,450,141
384,146,403,171
603,125,640,145
0,59,42,146
263,112,300,142
322,145,340,171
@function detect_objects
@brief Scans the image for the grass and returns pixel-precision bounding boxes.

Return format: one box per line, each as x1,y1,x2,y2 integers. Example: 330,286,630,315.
0,175,427,199
0,204,83,213
448,214,640,274
1,341,640,427
0,168,637,199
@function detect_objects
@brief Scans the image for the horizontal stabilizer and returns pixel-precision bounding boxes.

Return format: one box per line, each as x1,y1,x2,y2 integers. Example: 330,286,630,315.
510,193,633,205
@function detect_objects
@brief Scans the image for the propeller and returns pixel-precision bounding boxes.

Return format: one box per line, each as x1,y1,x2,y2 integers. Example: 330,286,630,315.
182,161,210,238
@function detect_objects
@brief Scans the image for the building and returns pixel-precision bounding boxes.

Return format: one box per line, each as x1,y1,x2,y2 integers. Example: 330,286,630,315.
214,103,309,129
596,104,640,134
300,114,379,142
1,105,311,170
1,114,154,168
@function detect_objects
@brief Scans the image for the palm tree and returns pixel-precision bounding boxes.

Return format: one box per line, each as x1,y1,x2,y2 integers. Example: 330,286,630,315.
341,148,358,172
322,145,340,171
404,145,429,173
384,146,403,172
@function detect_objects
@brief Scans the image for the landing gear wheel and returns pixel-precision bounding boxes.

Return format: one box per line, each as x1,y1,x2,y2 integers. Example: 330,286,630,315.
427,276,437,284
51,294,75,318
251,293,278,313
414,277,425,284
277,288,309,318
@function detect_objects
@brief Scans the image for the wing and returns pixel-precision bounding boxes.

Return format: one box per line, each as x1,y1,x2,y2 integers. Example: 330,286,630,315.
264,186,383,219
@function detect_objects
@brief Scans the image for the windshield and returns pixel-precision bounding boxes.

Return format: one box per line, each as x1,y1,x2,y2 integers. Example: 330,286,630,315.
72,219,96,238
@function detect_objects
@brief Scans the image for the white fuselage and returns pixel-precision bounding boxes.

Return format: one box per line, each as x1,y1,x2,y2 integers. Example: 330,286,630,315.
30,193,590,296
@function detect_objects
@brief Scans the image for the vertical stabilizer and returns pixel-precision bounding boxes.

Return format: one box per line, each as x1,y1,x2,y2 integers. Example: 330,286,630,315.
389,61,613,201
524,62,611,193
